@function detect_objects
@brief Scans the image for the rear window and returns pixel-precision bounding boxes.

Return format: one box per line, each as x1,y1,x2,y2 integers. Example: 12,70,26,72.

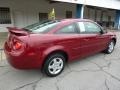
24,20,60,33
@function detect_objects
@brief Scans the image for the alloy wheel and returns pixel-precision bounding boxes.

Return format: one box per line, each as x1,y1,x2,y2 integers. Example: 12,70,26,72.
48,57,63,75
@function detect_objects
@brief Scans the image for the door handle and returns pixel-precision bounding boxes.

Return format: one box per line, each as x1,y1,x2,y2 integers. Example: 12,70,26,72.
96,37,105,39
84,38,89,41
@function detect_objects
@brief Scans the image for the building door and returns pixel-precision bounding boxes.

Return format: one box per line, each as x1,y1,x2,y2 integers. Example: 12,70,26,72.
77,21,109,58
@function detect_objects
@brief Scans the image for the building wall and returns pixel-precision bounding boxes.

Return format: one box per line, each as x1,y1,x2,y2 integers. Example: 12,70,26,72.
54,0,120,10
0,0,76,32
84,6,116,29
84,6,116,21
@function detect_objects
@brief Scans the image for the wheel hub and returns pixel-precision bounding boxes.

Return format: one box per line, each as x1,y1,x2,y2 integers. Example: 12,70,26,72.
48,58,63,74
108,42,114,53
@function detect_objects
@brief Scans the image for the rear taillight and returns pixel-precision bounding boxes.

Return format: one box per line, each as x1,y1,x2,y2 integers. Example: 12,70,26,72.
13,42,22,50
12,39,24,50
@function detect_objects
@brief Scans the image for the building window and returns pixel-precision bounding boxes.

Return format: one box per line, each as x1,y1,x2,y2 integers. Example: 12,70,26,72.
0,7,11,24
66,11,72,18
39,13,48,21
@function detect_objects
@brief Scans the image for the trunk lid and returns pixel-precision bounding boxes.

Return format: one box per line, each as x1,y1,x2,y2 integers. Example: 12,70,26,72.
7,27,29,36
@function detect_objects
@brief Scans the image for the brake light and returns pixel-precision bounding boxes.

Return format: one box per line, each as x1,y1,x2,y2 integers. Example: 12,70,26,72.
13,41,22,50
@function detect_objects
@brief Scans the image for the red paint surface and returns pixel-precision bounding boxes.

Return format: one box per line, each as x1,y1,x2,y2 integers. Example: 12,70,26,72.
4,19,117,69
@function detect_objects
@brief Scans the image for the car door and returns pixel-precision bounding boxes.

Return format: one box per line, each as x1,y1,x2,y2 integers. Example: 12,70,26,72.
55,23,82,59
76,21,109,58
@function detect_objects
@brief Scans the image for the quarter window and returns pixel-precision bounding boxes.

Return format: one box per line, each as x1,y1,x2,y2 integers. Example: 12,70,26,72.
56,24,78,34
77,22,101,34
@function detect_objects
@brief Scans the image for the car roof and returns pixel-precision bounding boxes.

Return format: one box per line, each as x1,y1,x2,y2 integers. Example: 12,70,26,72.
55,19,94,26
59,19,93,23
56,19,94,27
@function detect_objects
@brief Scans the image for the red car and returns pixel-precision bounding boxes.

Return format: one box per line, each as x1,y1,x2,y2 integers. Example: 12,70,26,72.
4,19,116,77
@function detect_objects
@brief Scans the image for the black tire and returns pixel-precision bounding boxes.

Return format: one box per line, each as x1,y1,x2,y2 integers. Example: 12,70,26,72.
104,40,115,54
43,53,66,77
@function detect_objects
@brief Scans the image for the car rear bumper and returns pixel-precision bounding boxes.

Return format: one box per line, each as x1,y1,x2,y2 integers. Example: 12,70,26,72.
4,44,44,69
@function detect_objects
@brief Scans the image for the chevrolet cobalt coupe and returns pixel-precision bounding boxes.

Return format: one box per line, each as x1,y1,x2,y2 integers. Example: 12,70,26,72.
4,19,116,77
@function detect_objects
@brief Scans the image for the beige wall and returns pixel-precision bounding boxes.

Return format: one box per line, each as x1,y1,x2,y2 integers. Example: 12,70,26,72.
0,0,76,32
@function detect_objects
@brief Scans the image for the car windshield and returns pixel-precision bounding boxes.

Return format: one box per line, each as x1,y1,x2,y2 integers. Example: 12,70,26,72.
24,20,60,33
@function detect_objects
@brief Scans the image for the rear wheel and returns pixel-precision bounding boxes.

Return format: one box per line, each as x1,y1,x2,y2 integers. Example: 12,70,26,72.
43,53,65,77
104,40,115,54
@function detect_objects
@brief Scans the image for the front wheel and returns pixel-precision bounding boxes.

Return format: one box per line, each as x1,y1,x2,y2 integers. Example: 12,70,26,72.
43,53,65,77
104,40,115,54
